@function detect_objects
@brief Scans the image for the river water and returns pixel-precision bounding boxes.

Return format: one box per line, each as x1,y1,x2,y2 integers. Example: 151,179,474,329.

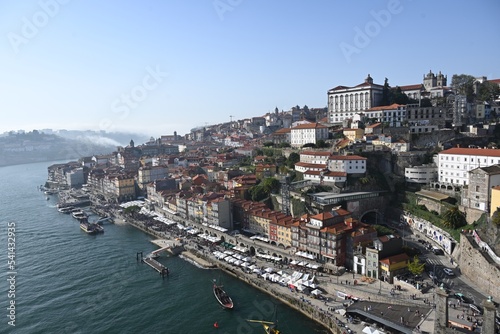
0,161,328,334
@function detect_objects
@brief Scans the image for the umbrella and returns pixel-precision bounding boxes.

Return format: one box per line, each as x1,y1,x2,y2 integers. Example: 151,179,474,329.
362,326,381,334
311,289,322,296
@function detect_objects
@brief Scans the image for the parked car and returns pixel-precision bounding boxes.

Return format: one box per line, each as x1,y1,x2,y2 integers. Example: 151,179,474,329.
443,268,455,276
432,246,444,255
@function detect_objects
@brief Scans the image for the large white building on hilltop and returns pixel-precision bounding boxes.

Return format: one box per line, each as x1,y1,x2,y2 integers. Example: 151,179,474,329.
327,74,384,124
437,148,500,186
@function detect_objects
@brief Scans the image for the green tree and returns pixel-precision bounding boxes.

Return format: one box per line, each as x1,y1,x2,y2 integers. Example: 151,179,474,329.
407,256,425,275
391,86,410,105
491,208,500,226
381,78,391,106
263,141,274,147
261,177,280,194
316,139,329,148
249,185,267,201
420,98,432,107
442,206,466,229
286,152,300,168
477,81,500,103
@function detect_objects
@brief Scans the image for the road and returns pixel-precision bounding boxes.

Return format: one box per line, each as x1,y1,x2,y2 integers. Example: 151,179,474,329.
389,219,488,307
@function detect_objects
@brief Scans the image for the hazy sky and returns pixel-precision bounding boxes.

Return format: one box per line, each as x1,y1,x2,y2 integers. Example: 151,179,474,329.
1,0,499,137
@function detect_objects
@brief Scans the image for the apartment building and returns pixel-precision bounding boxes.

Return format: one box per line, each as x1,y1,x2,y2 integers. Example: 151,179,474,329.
364,103,406,127
438,148,500,186
405,164,438,184
327,155,367,174
462,165,500,212
290,122,329,148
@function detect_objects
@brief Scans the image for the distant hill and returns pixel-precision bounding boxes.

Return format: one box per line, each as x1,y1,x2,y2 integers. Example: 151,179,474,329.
0,130,148,167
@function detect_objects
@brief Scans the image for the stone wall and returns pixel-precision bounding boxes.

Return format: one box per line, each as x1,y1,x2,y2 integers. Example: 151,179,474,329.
417,196,444,215
458,233,500,301
461,206,486,225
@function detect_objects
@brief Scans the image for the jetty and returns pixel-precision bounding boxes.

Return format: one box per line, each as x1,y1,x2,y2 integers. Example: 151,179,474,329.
137,251,170,278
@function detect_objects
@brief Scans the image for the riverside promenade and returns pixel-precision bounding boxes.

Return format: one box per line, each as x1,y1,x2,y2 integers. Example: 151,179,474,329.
105,204,437,334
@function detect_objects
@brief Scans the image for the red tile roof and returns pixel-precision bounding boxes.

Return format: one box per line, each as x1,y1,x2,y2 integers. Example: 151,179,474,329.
273,128,291,134
300,151,331,156
304,170,347,177
292,122,328,130
365,123,382,128
439,147,500,157
399,84,423,91
380,253,409,265
366,103,405,111
295,162,327,168
328,155,366,161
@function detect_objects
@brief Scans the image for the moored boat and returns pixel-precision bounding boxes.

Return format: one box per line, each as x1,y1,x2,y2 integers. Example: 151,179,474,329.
80,222,97,234
247,305,281,333
213,280,233,309
58,206,74,214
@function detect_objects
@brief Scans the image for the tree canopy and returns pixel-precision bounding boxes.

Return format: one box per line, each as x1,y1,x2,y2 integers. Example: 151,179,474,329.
407,256,425,275
442,206,467,229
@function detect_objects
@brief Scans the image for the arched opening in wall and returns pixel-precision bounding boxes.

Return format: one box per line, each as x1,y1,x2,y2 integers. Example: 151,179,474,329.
360,211,383,225
219,235,225,243
270,241,277,246
249,246,256,256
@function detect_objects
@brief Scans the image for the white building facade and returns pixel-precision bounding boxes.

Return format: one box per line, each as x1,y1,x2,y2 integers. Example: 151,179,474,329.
438,148,500,186
327,155,367,174
327,75,384,124
405,164,438,184
290,123,329,148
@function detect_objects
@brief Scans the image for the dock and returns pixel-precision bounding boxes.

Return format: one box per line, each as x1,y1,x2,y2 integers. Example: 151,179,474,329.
143,257,170,277
136,251,170,278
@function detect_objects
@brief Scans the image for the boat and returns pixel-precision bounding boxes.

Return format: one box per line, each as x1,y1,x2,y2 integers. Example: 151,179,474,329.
80,222,97,234
91,223,104,233
72,211,88,220
246,320,281,334
58,206,74,214
247,305,281,333
213,280,234,309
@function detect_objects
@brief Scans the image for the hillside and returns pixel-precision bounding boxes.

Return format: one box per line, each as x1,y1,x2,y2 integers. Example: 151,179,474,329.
0,131,123,167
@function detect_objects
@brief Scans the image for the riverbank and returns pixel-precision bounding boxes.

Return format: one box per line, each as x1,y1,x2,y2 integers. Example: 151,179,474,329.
117,213,338,333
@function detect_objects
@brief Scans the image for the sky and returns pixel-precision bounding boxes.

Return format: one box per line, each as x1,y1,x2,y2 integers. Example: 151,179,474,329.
1,0,499,138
